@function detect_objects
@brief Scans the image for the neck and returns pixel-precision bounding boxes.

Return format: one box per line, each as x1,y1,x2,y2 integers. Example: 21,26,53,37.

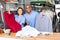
28,12,31,15
28,11,31,15
18,15,22,16
18,15,22,18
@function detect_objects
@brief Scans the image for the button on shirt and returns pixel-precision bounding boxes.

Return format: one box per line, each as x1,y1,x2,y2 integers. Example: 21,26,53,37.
35,13,53,32
24,10,39,28
15,15,25,27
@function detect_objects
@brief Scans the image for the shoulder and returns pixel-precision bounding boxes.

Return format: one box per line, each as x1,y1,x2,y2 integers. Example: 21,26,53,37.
32,10,39,16
24,12,28,16
46,14,51,20
32,10,39,13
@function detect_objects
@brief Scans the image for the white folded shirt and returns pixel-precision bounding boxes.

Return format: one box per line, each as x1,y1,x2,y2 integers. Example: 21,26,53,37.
16,25,40,37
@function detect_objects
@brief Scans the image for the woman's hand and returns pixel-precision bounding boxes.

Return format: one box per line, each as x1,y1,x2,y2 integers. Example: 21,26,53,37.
8,8,10,12
8,7,11,14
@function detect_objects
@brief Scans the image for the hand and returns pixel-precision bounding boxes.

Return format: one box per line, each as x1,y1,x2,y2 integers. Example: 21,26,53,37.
26,20,29,25
8,7,11,14
8,7,10,12
20,22,22,25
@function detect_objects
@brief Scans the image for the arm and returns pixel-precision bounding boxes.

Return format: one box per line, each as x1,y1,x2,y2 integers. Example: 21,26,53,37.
25,20,29,25
7,8,11,14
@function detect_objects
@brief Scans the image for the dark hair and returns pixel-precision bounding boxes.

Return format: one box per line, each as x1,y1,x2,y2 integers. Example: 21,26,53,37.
17,7,24,15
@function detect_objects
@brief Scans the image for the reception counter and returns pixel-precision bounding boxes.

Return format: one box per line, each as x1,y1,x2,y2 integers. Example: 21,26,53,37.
0,32,60,40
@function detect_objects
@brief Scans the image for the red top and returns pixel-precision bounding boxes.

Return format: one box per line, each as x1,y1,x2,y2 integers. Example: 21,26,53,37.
4,12,22,33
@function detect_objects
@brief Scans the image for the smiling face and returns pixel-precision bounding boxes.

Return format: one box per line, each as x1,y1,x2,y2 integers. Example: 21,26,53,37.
26,5,32,14
17,7,24,15
17,9,23,15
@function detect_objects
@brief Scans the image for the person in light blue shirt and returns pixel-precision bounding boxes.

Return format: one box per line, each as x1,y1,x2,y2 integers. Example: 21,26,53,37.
24,5,39,28
15,7,25,27
35,7,53,32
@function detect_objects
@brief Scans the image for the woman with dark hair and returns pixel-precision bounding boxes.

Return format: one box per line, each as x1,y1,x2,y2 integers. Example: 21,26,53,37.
4,8,22,33
15,7,25,27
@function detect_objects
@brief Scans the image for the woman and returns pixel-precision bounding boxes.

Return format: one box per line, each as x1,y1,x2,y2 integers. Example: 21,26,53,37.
15,7,26,28
4,8,22,33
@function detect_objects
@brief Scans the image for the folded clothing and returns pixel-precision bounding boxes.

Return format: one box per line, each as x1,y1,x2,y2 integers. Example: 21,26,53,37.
16,25,40,37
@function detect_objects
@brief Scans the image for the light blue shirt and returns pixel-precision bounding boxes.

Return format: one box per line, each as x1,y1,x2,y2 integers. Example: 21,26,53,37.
24,10,39,28
15,15,25,27
35,13,53,32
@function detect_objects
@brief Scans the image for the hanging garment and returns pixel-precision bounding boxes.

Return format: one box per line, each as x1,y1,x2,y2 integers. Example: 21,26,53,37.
4,12,22,33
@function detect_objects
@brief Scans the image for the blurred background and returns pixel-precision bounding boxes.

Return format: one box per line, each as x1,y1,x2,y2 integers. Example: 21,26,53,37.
0,0,60,32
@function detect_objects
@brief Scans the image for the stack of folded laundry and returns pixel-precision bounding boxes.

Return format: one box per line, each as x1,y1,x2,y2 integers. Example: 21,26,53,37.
16,25,40,37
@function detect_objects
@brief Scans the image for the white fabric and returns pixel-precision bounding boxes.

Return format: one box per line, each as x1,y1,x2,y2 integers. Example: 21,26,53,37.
39,32,53,35
16,25,40,37
16,25,53,37
46,10,54,21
